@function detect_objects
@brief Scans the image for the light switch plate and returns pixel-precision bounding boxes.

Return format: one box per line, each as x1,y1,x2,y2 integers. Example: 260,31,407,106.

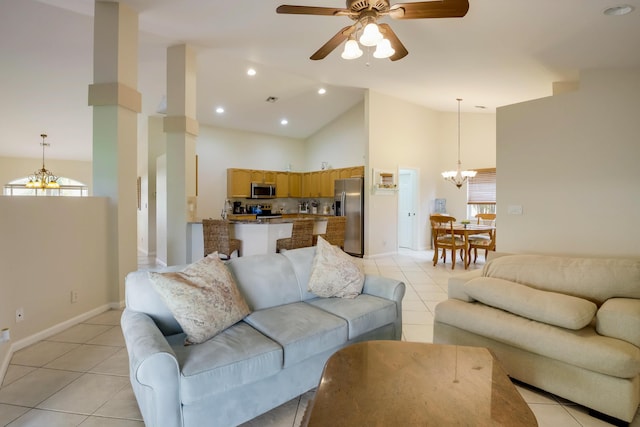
508,205,523,215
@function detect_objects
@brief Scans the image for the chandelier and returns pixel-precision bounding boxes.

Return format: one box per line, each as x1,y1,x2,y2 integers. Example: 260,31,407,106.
442,98,476,188
26,134,60,189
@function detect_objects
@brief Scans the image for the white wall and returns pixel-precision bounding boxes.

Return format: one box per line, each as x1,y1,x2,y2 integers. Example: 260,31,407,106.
0,196,113,380
305,101,366,170
366,91,441,255
497,68,640,257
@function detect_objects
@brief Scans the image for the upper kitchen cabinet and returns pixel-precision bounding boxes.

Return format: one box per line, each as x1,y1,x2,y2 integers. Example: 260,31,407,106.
289,173,302,198
250,170,276,184
275,172,289,198
340,166,364,179
227,169,252,198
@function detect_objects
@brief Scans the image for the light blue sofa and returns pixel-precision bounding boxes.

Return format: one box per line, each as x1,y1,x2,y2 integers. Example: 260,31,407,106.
121,246,405,427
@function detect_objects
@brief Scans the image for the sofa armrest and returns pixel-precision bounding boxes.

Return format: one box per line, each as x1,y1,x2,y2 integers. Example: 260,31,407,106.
596,298,640,347
448,269,482,301
362,274,405,304
121,309,182,427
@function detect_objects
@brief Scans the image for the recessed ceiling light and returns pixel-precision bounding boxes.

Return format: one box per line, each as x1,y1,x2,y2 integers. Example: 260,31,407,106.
247,68,257,76
318,88,326,95
603,4,634,15
215,107,224,114
280,119,288,125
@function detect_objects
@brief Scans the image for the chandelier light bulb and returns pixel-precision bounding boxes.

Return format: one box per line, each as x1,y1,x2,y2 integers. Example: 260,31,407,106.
373,38,395,59
359,22,383,47
341,39,363,59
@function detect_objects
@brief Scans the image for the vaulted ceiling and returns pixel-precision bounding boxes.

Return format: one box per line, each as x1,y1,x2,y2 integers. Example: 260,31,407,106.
2,0,639,161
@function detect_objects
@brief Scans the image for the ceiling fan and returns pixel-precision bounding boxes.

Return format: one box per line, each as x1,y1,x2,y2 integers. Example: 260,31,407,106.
276,0,469,61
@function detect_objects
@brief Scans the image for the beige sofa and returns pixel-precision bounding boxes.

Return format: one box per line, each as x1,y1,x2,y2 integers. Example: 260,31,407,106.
434,254,640,423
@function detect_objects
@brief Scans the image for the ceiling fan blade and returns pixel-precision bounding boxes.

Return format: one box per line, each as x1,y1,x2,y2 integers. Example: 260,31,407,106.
389,0,469,19
310,25,356,60
378,23,408,61
276,5,350,16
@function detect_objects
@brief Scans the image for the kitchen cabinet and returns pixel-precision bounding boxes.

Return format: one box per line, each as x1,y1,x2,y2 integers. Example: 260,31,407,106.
250,170,276,184
275,172,289,198
304,172,321,198
319,170,336,197
288,173,302,198
339,166,364,179
227,169,252,198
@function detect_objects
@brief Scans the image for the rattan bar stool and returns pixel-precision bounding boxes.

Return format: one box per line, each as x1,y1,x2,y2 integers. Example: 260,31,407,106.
276,219,314,252
313,216,346,249
202,219,241,259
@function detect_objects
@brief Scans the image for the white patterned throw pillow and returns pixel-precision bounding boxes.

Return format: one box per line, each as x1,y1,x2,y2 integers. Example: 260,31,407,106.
308,236,364,298
149,253,250,345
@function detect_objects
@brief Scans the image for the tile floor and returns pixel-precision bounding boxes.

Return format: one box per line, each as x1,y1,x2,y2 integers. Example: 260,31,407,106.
1,249,638,426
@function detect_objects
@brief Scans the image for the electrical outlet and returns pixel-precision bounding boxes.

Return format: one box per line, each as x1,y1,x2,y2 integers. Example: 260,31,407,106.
16,308,24,322
70,290,79,303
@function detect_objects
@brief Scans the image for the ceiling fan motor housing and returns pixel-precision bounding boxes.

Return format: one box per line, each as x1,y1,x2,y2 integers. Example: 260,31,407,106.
348,0,390,14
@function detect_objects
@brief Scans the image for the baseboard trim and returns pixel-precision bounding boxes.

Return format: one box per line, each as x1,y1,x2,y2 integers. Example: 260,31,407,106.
0,304,114,384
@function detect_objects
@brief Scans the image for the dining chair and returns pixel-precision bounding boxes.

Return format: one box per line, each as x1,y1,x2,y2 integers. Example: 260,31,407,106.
313,216,346,249
276,219,315,252
430,214,465,270
202,219,242,259
468,213,496,263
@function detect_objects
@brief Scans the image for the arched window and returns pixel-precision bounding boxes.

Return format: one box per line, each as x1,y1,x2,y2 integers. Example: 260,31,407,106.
4,177,89,197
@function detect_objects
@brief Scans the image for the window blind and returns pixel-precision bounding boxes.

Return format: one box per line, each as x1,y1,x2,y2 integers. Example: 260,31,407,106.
467,168,496,204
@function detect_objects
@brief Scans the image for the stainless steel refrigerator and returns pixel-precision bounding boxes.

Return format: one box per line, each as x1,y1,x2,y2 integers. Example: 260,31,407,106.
334,177,364,257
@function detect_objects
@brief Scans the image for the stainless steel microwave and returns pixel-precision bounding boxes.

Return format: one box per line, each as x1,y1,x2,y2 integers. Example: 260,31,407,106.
250,182,276,199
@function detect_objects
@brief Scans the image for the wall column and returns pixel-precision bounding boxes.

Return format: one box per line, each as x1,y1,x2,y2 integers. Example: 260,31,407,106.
88,1,140,302
164,44,198,265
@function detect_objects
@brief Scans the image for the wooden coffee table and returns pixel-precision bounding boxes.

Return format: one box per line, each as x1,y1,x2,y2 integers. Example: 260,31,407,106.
302,341,537,426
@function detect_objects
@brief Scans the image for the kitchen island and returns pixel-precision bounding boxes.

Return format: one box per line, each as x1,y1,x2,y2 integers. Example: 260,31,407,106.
187,216,330,262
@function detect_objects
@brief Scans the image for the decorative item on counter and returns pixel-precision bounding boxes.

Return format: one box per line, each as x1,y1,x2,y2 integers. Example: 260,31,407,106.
310,200,319,214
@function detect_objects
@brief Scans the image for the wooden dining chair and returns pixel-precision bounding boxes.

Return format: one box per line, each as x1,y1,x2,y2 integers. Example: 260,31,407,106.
469,213,496,263
313,216,346,249
430,215,465,270
276,219,315,252
202,219,242,259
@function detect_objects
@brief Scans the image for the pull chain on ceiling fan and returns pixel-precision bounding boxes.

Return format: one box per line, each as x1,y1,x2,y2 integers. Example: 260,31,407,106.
276,0,469,61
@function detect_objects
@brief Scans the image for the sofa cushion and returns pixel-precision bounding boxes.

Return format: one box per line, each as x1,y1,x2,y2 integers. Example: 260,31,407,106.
125,269,184,335
482,255,640,305
435,299,640,379
149,254,251,344
306,295,397,340
279,246,318,301
168,321,283,405
307,236,364,299
226,253,302,310
597,298,640,347
244,302,348,368
464,277,597,330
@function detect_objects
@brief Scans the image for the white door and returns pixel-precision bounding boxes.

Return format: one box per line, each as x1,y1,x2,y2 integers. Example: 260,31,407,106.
398,169,418,249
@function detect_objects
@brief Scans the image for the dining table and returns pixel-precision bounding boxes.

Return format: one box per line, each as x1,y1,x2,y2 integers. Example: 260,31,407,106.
451,223,495,269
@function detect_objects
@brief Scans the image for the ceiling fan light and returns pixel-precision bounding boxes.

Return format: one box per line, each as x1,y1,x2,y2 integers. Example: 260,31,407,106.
373,38,395,59
359,22,383,47
341,39,363,59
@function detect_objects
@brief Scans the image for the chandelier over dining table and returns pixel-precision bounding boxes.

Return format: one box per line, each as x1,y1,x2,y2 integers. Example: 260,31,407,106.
442,98,476,188
26,133,60,189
